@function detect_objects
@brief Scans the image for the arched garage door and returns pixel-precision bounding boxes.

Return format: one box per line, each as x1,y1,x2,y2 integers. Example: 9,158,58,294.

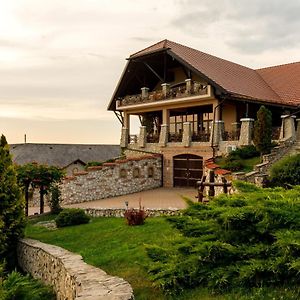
173,154,203,187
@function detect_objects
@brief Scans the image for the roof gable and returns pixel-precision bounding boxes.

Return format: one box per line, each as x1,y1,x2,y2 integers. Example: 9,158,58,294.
109,39,300,110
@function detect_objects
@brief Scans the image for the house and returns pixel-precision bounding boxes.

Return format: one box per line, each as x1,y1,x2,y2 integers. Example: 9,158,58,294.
108,39,300,188
10,143,121,175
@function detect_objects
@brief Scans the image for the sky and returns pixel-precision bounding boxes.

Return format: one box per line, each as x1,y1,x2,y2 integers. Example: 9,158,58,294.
1,0,300,144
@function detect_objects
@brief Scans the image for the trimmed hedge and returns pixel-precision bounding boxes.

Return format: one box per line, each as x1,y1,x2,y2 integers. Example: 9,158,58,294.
55,208,90,228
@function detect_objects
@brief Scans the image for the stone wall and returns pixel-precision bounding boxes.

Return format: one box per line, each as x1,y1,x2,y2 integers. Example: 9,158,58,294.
85,207,181,218
61,155,162,205
17,238,134,300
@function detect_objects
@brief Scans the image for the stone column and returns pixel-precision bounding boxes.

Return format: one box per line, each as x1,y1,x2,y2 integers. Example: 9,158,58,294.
239,118,254,146
280,115,296,141
161,83,170,98
210,120,224,146
120,127,129,148
141,87,149,99
185,78,192,94
182,122,191,147
159,124,168,147
138,126,146,148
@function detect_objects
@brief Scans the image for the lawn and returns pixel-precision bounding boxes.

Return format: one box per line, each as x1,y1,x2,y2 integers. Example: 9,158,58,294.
26,215,299,300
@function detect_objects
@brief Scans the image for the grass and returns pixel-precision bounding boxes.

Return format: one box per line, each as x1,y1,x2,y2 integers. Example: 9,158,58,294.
26,216,300,300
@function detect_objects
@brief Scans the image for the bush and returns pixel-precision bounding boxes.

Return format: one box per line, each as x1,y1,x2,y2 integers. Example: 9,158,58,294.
231,145,260,159
223,160,244,171
146,184,300,294
0,271,55,300
270,154,300,187
0,134,25,269
253,106,272,154
55,209,90,228
49,185,62,214
124,208,148,226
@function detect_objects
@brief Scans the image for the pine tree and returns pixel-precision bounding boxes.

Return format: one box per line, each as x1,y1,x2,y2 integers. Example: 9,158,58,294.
0,134,25,269
253,105,272,154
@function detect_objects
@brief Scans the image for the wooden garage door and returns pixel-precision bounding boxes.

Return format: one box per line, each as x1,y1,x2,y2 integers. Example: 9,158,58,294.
173,154,203,187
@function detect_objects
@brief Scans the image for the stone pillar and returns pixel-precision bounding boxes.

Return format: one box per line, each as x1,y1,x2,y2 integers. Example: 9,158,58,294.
182,122,191,147
159,124,168,147
141,87,149,99
161,83,170,98
239,118,254,146
185,78,192,94
120,127,129,148
296,119,300,141
210,120,224,146
280,115,296,141
138,126,146,148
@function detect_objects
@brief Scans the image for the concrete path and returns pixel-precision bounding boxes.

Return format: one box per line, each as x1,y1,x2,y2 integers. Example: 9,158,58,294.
28,187,198,215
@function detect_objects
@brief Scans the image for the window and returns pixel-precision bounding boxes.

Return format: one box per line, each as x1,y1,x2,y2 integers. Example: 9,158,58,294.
148,167,154,178
133,167,140,178
120,168,127,178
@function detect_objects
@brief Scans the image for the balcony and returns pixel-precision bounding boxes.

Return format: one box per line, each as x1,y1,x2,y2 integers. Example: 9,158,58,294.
117,81,211,109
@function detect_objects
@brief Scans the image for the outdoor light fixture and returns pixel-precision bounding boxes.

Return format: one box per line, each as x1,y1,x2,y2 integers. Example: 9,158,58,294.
124,201,129,209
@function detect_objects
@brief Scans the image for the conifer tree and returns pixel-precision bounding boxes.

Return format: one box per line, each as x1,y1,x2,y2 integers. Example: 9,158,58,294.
253,105,272,154
0,134,25,269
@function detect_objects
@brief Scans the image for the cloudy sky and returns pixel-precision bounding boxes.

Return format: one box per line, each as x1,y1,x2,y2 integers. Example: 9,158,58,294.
1,0,300,144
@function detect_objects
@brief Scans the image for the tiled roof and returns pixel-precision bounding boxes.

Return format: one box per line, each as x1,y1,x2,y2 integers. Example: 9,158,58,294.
256,62,300,106
10,143,121,168
129,39,300,107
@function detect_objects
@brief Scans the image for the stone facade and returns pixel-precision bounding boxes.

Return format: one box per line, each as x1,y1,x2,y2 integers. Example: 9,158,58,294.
60,155,162,205
17,238,134,300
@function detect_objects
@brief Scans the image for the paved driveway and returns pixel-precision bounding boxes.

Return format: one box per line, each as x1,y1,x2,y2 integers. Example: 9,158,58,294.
29,187,198,215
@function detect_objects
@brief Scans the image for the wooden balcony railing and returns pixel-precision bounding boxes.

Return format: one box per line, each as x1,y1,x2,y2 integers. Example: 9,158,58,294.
223,130,241,141
118,82,209,107
128,135,137,144
168,133,183,142
146,133,160,143
191,132,210,142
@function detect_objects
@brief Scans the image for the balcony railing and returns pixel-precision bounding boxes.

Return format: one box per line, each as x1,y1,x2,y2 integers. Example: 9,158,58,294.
118,81,209,107
128,135,137,144
146,133,160,143
168,133,183,142
191,132,210,142
223,130,241,141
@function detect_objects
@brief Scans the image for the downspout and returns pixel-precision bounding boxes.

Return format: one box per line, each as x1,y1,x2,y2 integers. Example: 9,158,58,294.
211,98,226,160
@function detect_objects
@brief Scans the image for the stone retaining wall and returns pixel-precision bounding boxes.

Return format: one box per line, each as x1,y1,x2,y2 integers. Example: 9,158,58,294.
84,208,181,218
17,238,134,300
61,155,162,205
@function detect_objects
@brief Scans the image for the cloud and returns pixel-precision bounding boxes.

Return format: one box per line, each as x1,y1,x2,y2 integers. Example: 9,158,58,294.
171,0,300,54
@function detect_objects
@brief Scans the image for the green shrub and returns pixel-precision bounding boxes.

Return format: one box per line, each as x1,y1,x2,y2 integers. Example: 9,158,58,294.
146,184,300,294
0,134,25,269
231,145,260,159
270,154,300,187
223,160,244,171
253,106,272,154
1,271,55,300
49,185,62,214
55,209,90,228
